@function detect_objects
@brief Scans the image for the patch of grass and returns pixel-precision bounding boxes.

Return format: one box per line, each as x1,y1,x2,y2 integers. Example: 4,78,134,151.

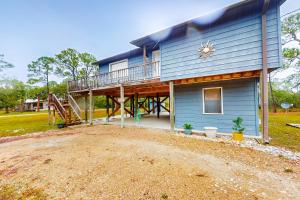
161,193,168,199
268,112,300,152
284,168,293,173
0,184,47,200
0,109,110,137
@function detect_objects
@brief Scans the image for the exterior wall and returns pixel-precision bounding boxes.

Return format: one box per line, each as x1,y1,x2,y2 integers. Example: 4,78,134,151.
174,78,259,136
160,5,281,81
99,54,152,74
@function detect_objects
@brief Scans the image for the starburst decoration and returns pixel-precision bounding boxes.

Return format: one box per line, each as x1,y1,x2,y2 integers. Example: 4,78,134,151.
198,41,215,59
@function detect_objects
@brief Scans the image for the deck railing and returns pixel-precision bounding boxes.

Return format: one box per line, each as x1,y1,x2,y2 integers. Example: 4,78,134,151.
68,61,160,92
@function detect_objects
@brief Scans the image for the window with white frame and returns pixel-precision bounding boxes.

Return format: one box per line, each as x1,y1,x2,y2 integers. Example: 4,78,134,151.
203,87,223,114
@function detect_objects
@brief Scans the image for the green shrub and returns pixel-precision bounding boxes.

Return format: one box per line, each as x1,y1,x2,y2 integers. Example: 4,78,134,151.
232,117,245,134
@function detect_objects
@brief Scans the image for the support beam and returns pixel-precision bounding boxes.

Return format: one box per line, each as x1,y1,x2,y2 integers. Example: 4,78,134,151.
89,90,93,125
106,95,109,122
261,7,269,144
169,81,175,132
52,109,56,126
134,93,138,118
112,96,115,116
84,94,88,123
120,85,125,128
156,93,160,118
152,97,155,114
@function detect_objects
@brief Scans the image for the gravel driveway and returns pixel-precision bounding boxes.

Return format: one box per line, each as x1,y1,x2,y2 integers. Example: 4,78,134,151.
0,125,299,199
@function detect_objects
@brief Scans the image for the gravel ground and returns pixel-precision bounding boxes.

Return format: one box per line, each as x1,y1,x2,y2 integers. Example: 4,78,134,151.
0,125,299,200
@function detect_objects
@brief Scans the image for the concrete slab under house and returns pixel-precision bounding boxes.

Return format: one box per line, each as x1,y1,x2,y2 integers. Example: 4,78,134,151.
48,0,286,143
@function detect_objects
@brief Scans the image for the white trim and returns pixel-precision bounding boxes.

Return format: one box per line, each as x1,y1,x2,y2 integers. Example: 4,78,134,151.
109,59,128,72
202,87,223,115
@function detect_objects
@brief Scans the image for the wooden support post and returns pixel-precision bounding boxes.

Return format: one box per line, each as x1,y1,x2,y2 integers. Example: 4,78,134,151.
89,90,93,125
120,85,125,128
37,95,40,112
134,93,138,117
52,109,56,126
147,97,151,114
156,93,160,118
48,106,51,125
261,11,269,144
84,94,88,123
169,81,175,132
130,95,134,117
106,95,109,123
152,97,155,114
112,96,115,116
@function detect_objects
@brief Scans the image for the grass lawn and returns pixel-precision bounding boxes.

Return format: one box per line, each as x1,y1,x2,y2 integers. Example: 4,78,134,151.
269,112,300,152
0,109,109,137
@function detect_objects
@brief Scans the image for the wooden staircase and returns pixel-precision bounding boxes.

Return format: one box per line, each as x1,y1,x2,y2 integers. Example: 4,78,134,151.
48,93,82,126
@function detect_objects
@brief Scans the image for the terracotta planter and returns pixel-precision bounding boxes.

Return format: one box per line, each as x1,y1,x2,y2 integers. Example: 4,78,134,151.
232,132,244,141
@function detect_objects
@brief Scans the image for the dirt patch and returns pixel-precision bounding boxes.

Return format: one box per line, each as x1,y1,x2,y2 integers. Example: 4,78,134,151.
0,125,299,199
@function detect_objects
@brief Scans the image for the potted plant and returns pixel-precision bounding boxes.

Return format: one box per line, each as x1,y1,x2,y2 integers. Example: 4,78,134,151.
232,117,245,141
57,119,65,129
183,123,193,135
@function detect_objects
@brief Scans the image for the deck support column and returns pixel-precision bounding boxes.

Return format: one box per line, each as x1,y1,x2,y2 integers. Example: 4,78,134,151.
120,85,125,128
134,93,138,118
84,93,88,123
152,97,155,114
106,95,109,123
89,90,93,125
52,109,56,126
261,5,269,144
112,96,115,117
169,81,175,132
156,93,160,118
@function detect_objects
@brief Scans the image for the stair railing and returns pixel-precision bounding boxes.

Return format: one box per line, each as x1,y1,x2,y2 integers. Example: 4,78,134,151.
49,93,66,120
68,94,82,121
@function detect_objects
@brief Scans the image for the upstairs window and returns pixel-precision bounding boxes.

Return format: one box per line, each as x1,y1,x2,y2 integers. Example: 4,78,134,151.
203,87,223,114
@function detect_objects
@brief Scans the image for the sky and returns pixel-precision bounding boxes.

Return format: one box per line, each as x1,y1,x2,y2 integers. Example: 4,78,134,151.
0,0,298,82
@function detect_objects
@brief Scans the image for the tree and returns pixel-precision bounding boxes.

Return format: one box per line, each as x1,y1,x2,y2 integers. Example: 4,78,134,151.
0,54,14,73
27,56,55,94
55,48,81,81
78,52,97,79
0,79,25,113
281,12,300,89
54,48,98,81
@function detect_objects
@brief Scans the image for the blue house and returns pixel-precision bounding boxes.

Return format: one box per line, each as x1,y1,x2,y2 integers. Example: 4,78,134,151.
65,0,285,142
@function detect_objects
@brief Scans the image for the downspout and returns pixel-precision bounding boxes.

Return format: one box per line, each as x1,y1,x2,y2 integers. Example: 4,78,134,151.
261,0,270,143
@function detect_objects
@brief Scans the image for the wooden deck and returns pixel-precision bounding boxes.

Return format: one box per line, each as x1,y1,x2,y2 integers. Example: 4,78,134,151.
68,61,161,93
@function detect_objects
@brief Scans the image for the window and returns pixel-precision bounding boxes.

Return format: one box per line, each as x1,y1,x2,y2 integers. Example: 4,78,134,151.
203,87,223,114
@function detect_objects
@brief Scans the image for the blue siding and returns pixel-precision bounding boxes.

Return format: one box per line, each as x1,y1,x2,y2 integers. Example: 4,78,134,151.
174,78,259,136
160,6,281,81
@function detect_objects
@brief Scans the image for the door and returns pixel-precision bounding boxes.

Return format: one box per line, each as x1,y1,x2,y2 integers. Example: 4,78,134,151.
152,50,160,77
109,59,128,79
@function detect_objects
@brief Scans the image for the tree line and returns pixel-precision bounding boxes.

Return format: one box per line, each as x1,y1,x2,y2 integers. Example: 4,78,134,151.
0,48,101,112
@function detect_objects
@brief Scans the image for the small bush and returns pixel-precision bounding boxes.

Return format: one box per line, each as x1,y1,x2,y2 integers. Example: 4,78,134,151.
183,123,192,130
284,168,293,173
161,193,168,199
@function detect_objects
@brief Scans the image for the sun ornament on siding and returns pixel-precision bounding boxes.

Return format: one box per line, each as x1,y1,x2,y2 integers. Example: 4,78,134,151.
198,41,215,59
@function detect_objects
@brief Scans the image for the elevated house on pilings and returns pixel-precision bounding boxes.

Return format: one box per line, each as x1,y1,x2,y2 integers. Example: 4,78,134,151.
50,0,286,143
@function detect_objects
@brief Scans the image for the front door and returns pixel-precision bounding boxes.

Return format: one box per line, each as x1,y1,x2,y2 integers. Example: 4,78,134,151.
152,50,160,77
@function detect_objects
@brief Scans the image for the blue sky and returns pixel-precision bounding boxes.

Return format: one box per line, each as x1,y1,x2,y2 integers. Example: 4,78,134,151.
0,0,297,82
